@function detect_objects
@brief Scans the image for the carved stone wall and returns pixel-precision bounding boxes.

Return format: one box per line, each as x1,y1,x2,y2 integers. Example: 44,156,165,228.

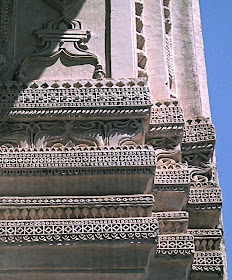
0,0,226,280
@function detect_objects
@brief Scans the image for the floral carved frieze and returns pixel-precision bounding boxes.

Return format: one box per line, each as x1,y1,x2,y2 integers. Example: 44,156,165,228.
0,195,154,220
0,119,144,149
0,79,150,118
0,145,156,171
156,234,195,256
0,217,159,244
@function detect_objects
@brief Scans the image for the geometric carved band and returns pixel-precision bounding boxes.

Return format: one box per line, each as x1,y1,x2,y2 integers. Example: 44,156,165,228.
0,195,155,206
0,147,156,170
156,234,195,255
0,79,151,117
192,251,223,272
0,218,158,244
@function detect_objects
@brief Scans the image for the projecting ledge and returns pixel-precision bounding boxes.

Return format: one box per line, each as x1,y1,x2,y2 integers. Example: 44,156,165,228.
0,146,155,196
0,218,158,272
0,78,151,120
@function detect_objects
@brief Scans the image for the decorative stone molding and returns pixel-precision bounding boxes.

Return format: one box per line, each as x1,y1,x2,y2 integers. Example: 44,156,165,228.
150,100,184,128
188,188,222,205
192,251,223,273
152,211,188,234
188,229,222,252
0,194,154,206
182,118,216,166
0,78,151,119
154,158,190,187
0,145,155,171
0,195,154,220
162,0,177,98
135,0,147,78
0,119,144,148
156,234,195,255
0,217,158,244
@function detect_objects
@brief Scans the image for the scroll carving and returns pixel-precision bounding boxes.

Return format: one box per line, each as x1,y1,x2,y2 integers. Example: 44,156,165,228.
15,0,105,81
0,120,143,149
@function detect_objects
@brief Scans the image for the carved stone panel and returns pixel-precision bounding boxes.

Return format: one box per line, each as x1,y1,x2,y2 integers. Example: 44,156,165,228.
13,0,107,81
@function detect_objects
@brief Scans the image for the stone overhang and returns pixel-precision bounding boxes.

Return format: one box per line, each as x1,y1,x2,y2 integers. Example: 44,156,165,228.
0,78,151,121
0,194,155,220
0,146,156,196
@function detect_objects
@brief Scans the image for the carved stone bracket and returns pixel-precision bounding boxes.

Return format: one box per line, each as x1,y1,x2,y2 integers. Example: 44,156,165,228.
15,0,105,81
182,118,216,167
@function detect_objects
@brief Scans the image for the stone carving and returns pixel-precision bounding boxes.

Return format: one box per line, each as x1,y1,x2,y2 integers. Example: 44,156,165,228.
15,0,105,81
154,158,190,186
189,229,221,252
135,0,148,77
152,211,188,234
156,234,195,255
162,0,177,98
192,251,223,272
0,78,150,118
0,119,143,148
0,145,156,170
182,118,216,167
0,217,159,244
150,100,184,127
188,188,222,204
0,194,154,206
190,169,216,188
0,0,9,76
0,195,154,220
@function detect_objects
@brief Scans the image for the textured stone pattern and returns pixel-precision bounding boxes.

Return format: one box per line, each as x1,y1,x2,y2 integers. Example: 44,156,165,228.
0,1,226,280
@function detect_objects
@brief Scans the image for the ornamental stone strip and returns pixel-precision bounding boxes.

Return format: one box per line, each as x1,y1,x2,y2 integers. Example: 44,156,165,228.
0,79,151,119
156,234,195,256
192,251,223,273
0,195,154,220
0,146,156,170
0,217,158,244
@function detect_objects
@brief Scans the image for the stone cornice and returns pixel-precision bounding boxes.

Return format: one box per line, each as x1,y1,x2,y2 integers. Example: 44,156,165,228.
192,251,223,273
0,195,155,220
0,217,158,244
0,194,154,206
188,188,222,205
0,79,151,119
156,234,195,255
0,146,156,172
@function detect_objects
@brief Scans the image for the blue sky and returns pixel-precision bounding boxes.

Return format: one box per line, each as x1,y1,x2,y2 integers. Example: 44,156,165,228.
199,0,232,277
